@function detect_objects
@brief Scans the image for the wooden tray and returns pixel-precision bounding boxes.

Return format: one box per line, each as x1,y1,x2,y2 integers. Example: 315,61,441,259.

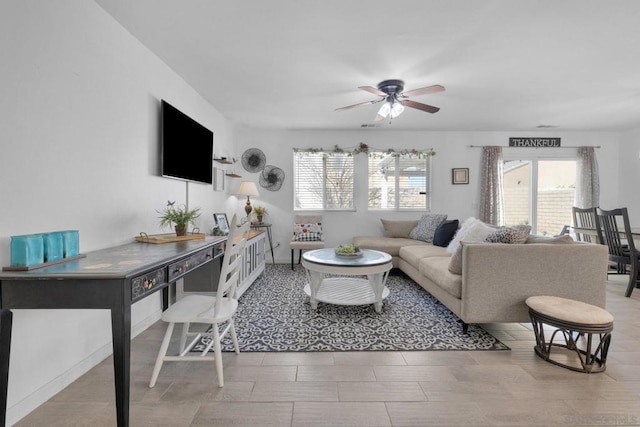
135,233,206,244
2,254,87,271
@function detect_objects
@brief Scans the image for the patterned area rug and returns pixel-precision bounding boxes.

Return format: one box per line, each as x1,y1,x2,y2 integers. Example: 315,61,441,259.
194,264,509,352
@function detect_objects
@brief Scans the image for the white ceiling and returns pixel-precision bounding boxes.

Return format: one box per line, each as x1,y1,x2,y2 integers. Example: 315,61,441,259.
95,0,640,132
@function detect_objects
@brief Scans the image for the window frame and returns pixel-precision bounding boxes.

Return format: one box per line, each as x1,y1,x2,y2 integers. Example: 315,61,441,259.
367,152,432,211
292,151,356,212
502,148,578,234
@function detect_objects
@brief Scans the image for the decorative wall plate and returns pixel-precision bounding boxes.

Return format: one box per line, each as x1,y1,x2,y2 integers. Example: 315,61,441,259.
241,148,266,172
259,165,285,191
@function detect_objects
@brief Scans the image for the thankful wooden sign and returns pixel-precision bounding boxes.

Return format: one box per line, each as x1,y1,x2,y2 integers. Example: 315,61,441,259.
508,137,561,147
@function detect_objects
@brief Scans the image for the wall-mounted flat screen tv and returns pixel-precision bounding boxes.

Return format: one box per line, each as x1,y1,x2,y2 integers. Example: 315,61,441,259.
161,100,213,185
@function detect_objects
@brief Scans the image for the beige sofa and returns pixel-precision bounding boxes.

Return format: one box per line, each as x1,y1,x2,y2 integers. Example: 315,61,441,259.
353,231,609,331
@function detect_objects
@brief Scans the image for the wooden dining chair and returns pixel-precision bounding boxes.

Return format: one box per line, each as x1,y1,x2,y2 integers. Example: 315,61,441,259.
594,207,640,297
149,214,250,388
572,206,597,243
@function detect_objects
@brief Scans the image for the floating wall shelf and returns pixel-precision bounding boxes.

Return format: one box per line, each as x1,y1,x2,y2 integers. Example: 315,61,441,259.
213,158,233,164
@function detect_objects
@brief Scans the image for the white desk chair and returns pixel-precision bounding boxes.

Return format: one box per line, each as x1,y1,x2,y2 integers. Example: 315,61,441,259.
149,214,250,388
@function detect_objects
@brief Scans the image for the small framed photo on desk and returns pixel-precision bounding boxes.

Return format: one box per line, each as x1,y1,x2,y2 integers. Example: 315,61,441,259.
213,213,230,235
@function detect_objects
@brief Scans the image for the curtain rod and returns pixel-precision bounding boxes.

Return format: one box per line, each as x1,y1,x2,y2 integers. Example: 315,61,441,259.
468,145,601,149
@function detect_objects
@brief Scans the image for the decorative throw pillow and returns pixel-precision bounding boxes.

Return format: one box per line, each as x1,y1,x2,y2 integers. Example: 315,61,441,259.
512,224,532,235
485,226,530,244
432,219,459,247
526,234,574,244
380,219,419,238
447,218,495,254
446,217,478,253
293,223,322,241
409,213,448,242
296,232,321,241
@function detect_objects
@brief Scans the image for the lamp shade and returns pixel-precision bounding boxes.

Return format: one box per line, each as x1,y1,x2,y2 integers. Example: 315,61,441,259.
236,181,260,197
377,102,391,118
390,102,405,118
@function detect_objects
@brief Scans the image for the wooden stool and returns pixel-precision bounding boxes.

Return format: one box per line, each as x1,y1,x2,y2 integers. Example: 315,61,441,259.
525,296,613,373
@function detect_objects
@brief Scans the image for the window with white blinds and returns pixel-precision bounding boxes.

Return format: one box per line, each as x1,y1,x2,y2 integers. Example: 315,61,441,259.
293,151,355,210
368,153,430,210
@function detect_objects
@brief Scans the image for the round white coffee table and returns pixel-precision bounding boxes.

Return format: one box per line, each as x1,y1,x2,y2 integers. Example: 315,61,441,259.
301,248,392,313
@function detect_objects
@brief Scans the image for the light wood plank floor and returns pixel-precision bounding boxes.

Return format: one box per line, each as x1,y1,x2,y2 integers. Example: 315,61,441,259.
16,274,640,426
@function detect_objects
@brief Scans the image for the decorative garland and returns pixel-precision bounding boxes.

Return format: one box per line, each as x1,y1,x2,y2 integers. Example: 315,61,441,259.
293,143,436,158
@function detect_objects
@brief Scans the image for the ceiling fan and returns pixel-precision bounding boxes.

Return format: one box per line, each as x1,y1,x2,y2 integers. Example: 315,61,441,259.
336,79,445,121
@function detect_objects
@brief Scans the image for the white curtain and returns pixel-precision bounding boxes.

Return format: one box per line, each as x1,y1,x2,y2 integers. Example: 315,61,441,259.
575,146,600,209
478,146,504,225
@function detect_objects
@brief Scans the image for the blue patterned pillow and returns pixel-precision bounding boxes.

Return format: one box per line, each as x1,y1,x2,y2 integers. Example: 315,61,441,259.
409,214,448,242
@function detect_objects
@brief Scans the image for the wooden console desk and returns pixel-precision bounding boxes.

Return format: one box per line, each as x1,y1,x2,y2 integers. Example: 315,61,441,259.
0,236,226,426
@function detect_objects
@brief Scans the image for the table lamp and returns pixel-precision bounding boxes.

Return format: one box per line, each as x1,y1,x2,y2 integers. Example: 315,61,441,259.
236,181,260,217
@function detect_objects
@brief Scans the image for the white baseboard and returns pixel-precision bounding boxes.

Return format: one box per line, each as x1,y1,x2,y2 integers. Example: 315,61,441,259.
132,309,163,339
7,309,162,425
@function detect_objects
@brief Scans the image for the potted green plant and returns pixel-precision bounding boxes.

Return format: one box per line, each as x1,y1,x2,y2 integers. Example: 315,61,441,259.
157,201,201,236
253,205,267,224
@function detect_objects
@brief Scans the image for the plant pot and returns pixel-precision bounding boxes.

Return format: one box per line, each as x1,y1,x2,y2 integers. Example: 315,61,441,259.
175,224,187,236
257,215,263,224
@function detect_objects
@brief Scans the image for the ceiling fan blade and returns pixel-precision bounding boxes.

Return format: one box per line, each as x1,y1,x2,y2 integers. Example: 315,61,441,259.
402,99,440,113
358,86,386,97
401,84,445,98
335,99,380,111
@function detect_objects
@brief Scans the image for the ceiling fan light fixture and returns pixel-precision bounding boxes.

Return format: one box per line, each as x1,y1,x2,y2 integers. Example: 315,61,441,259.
337,80,444,119
390,102,405,118
377,101,391,118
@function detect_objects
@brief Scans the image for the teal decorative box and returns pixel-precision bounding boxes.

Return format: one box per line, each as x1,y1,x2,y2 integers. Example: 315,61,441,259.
43,232,64,262
10,234,44,267
61,230,79,257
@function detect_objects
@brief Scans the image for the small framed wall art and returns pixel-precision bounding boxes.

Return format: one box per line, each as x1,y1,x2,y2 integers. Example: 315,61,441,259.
452,168,469,185
213,167,224,191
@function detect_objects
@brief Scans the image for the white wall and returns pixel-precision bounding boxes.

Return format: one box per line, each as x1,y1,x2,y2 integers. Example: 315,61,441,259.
0,1,238,423
235,127,622,263
619,129,640,224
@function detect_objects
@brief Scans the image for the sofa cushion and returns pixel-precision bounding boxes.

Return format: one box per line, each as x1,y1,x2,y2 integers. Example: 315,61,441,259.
399,245,450,270
526,234,574,244
432,219,459,247
419,257,463,299
380,219,419,238
448,241,491,275
485,226,529,244
409,213,448,242
353,236,428,257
